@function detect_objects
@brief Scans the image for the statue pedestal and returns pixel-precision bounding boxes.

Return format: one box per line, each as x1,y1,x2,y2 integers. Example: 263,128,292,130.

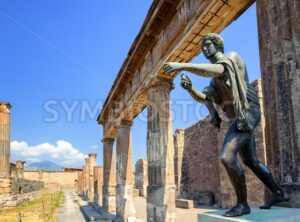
198,207,300,222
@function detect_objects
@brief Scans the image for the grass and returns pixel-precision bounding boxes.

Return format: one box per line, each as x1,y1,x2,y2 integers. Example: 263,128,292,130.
0,191,64,222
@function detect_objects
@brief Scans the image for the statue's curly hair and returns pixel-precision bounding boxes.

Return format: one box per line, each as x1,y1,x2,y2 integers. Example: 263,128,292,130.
202,33,224,53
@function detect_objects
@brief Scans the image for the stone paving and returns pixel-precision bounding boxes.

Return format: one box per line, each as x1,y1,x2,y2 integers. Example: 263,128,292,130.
57,190,86,222
56,190,216,222
134,196,215,222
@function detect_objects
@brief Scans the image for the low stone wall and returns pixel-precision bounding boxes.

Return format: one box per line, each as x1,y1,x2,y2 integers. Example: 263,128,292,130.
0,190,44,208
0,177,12,197
11,178,44,195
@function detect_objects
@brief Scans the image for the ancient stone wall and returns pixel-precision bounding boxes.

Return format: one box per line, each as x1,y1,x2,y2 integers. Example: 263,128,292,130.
174,80,267,208
0,177,12,197
11,178,44,195
181,117,222,204
24,171,79,189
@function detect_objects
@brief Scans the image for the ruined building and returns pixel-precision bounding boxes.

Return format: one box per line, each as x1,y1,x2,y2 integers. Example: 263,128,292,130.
0,102,44,208
96,0,299,221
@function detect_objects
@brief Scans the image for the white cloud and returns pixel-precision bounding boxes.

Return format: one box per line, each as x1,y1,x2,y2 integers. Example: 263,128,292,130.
11,140,87,167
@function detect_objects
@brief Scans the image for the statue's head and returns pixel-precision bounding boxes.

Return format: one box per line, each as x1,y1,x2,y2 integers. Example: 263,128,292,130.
202,33,224,58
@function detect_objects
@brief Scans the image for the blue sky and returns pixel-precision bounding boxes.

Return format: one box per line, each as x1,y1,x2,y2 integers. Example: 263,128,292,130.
1,1,260,168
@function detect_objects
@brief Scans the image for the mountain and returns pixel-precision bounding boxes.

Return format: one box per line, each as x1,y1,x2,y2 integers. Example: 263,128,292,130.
26,161,62,171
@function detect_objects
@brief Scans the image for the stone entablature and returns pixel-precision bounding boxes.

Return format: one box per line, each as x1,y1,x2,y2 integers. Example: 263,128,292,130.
98,0,255,139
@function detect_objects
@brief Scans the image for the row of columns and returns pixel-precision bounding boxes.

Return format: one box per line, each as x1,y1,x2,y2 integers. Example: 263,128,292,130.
102,81,176,222
80,153,97,202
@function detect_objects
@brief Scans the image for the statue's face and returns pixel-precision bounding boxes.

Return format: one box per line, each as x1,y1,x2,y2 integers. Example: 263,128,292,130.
202,39,218,59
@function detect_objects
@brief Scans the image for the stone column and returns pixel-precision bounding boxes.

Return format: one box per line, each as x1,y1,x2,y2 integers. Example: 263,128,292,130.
16,160,25,179
147,81,176,222
94,166,103,206
116,120,136,222
81,165,85,196
84,158,89,198
256,0,300,206
135,159,148,197
102,138,116,212
0,102,11,178
78,171,83,194
88,153,97,202
174,129,185,198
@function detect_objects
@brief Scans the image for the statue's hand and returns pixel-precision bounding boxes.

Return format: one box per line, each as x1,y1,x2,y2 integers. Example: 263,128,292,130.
180,74,192,90
163,62,183,73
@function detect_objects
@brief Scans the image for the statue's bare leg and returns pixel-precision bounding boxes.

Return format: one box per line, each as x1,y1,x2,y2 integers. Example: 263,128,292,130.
220,121,252,217
239,133,290,209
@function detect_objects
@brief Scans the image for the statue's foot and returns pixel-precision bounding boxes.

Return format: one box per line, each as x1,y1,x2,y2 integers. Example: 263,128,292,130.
259,192,290,209
223,203,251,217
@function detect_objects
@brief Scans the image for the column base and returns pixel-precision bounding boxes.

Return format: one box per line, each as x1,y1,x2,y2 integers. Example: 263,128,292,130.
147,185,176,222
94,194,103,206
116,184,136,222
103,185,116,212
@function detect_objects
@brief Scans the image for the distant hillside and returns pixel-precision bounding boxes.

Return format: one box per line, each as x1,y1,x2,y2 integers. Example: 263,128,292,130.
26,161,62,171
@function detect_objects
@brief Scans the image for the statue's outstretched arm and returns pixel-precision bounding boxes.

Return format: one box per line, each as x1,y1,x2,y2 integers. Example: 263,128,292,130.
181,74,207,103
163,62,224,78
187,87,207,103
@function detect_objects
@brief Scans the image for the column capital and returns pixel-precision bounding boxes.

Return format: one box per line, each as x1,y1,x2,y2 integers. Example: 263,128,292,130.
101,138,115,144
16,160,26,169
0,102,12,113
147,78,174,94
88,153,97,158
118,119,133,128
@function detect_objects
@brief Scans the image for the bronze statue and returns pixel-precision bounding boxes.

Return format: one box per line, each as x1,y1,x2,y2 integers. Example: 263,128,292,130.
163,33,289,217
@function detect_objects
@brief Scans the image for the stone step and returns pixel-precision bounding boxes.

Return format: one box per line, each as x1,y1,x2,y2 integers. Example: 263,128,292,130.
198,207,300,222
176,199,194,209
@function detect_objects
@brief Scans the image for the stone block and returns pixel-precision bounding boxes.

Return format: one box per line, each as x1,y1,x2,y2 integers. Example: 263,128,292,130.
198,191,214,206
198,207,300,222
175,199,194,209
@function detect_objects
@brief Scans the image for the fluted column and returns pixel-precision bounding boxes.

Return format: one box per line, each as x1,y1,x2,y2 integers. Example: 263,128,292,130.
88,153,97,202
94,166,103,206
0,102,11,178
116,120,136,222
146,81,176,222
102,138,116,212
257,0,300,206
84,158,89,198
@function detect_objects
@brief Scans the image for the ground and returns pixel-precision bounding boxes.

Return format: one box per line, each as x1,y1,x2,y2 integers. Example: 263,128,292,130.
134,196,215,222
0,190,216,221
0,191,63,222
57,190,85,222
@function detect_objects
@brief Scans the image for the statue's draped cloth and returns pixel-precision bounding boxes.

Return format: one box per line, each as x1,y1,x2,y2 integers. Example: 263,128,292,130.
204,53,259,131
